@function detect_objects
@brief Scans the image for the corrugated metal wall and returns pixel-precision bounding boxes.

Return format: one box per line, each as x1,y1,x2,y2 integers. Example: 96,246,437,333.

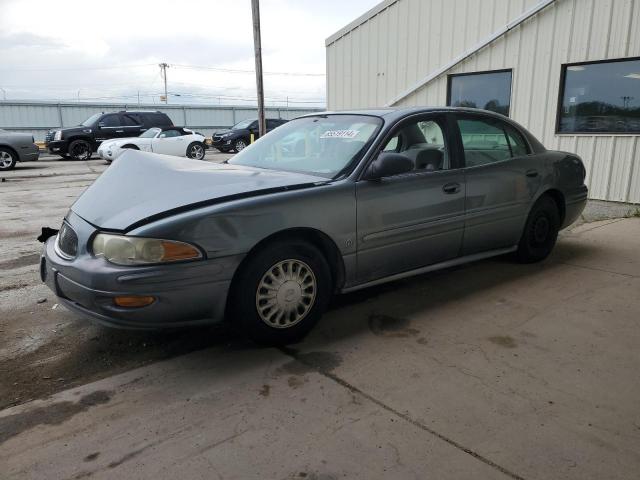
0,101,322,141
326,0,640,204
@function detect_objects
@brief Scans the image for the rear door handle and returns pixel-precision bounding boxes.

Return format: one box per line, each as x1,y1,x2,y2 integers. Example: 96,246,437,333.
115,130,124,133
442,182,461,194
526,169,539,178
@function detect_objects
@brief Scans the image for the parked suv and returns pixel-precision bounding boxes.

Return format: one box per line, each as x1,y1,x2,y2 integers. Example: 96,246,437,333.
45,111,174,160
212,118,288,152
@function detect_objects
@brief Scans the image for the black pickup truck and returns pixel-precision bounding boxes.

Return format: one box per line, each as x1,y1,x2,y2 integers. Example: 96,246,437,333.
45,111,173,160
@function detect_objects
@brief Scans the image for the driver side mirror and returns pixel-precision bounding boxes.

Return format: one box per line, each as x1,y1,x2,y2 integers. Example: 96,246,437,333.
98,122,105,128
364,152,413,180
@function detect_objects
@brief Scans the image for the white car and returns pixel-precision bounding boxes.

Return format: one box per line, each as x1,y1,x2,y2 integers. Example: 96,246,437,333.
97,127,207,163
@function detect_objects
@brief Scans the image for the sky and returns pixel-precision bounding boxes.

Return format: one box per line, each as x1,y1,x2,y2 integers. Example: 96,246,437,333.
0,0,379,107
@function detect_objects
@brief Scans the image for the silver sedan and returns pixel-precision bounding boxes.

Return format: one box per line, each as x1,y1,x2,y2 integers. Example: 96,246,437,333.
41,107,588,344
0,129,39,171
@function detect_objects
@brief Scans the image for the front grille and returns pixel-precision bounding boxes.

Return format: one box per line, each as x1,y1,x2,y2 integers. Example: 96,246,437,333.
57,222,78,258
45,131,55,144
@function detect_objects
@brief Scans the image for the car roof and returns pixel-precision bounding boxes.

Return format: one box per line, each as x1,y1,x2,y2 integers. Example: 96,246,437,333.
298,106,516,121
296,106,546,152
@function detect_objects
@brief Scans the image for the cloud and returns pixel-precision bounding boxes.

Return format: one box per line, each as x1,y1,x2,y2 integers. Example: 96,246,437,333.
0,32,66,50
0,0,380,105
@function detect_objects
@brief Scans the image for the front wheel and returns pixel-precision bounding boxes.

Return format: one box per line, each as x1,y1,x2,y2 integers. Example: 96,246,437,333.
516,195,560,263
231,240,332,345
234,138,247,152
187,141,206,160
68,139,92,161
0,148,17,171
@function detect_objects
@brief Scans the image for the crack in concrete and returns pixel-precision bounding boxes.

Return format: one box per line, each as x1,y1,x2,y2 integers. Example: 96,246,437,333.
279,348,527,480
557,261,638,279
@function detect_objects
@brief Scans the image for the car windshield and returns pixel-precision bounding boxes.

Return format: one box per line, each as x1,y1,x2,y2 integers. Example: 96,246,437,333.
80,113,102,127
139,128,161,138
232,119,254,130
228,114,382,178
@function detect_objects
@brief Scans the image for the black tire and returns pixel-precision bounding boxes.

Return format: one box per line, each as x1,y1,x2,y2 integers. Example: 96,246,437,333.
234,138,248,153
186,141,206,160
68,139,92,161
516,195,560,263
0,147,17,171
230,240,332,345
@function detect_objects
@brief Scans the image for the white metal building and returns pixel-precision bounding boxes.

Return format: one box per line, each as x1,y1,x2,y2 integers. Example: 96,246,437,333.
326,0,640,204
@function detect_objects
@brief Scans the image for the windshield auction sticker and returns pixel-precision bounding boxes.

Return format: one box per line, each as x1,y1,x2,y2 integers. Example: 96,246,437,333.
320,130,359,139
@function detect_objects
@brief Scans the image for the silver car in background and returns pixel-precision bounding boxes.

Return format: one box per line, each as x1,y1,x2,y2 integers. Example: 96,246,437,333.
41,107,588,344
0,129,39,171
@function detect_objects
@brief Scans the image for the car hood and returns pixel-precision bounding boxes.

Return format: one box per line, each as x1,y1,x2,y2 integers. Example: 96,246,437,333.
99,138,140,148
71,150,327,231
215,129,245,136
57,126,92,136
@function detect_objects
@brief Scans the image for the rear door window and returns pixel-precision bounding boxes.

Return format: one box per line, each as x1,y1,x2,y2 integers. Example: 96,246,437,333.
457,117,511,167
100,114,120,127
121,114,141,126
143,113,172,127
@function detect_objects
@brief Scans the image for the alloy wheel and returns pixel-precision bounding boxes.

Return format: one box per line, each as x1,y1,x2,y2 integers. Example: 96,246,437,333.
0,151,14,169
71,143,90,161
189,144,205,159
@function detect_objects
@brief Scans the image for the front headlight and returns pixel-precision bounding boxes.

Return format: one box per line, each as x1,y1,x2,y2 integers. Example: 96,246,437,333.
54,130,62,141
92,233,203,266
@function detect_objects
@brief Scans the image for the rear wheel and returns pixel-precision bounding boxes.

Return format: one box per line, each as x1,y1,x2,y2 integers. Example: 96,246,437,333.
187,141,206,160
231,240,332,345
0,148,17,171
68,139,92,161
516,195,560,263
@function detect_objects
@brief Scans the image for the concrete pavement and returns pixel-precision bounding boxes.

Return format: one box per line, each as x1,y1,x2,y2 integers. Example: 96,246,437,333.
1,217,639,480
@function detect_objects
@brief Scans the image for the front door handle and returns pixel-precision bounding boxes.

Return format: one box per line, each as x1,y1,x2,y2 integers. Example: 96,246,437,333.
526,169,539,178
115,130,124,133
442,182,461,194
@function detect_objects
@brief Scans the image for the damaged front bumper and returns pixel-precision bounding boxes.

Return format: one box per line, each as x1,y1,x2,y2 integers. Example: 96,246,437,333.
40,211,242,329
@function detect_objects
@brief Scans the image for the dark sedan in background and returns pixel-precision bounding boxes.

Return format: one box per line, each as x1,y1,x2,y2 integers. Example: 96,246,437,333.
0,128,39,171
41,107,587,344
212,117,288,152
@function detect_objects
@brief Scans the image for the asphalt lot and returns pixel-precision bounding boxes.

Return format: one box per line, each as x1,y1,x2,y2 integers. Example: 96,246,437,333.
1,153,639,479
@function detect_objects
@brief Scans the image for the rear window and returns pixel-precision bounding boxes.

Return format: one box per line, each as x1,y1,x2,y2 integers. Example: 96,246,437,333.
142,113,172,127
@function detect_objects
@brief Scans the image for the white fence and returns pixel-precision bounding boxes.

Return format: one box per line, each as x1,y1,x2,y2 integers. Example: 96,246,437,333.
0,101,324,141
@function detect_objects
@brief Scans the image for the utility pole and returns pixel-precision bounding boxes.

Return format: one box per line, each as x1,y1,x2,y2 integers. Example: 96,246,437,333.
251,0,266,137
159,63,169,104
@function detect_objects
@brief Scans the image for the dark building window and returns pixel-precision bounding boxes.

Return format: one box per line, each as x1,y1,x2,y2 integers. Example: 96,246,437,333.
447,70,512,116
557,57,640,134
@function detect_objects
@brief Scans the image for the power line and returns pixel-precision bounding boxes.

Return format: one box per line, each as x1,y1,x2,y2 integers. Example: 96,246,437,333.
171,63,325,77
0,63,157,72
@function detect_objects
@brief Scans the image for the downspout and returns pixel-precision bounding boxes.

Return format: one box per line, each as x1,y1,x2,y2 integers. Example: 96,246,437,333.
385,0,558,107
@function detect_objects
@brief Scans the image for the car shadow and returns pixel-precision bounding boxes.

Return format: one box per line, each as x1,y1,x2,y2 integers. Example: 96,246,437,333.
0,238,600,409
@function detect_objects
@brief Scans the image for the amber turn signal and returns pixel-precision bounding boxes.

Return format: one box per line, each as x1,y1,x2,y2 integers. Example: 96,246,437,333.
113,295,156,308
161,241,201,261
